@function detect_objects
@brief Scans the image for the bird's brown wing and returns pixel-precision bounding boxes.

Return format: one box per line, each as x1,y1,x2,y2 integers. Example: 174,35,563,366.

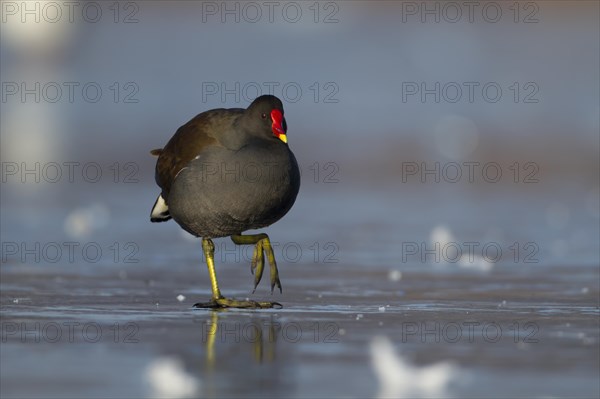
154,109,241,197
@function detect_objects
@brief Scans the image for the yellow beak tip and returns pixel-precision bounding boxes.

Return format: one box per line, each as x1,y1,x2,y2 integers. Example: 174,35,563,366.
279,134,288,144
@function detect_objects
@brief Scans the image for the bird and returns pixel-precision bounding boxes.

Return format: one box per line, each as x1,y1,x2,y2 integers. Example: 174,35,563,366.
150,95,300,309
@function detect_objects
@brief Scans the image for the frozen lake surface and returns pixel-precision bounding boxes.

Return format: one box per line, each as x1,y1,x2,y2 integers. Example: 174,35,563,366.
1,184,598,398
1,1,598,397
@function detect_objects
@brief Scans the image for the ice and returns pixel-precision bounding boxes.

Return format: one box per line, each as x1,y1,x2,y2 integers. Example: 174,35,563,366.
370,336,458,398
458,254,494,272
144,357,200,398
430,225,454,249
433,114,479,161
63,203,110,239
388,270,402,282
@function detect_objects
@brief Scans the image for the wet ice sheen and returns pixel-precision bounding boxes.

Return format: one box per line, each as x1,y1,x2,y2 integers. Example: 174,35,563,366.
1,261,598,398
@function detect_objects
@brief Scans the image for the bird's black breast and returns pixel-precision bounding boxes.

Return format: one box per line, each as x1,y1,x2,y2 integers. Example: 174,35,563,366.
167,140,300,238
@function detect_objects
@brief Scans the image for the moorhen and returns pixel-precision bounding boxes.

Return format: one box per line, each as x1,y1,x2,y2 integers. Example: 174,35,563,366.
150,95,300,309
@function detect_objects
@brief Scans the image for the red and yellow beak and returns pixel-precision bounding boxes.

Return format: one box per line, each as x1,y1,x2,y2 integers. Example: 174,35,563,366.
270,109,287,144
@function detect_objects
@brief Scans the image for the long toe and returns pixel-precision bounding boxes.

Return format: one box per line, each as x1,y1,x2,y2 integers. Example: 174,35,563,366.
270,261,282,294
217,297,281,309
192,300,221,309
251,242,263,275
252,249,265,293
193,298,282,309
271,277,282,294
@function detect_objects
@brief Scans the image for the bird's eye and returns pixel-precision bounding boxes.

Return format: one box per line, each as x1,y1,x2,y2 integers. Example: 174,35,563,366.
261,113,267,119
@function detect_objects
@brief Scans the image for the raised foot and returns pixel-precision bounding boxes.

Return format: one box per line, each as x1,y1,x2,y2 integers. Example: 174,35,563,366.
192,297,283,309
231,234,283,295
250,239,282,294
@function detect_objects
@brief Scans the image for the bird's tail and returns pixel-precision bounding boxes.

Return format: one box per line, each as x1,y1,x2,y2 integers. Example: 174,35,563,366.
150,194,171,222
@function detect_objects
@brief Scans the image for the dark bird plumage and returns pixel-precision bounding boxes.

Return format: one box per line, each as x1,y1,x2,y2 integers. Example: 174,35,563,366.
150,95,300,236
150,95,300,309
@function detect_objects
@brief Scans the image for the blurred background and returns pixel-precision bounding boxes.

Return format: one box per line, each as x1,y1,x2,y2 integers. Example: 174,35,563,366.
1,1,599,398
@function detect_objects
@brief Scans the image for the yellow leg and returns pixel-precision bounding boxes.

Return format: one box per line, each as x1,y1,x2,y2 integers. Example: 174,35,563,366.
231,233,282,294
202,238,222,300
193,237,282,309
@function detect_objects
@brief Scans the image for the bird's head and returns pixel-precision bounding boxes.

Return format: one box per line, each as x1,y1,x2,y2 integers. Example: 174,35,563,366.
245,95,288,144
